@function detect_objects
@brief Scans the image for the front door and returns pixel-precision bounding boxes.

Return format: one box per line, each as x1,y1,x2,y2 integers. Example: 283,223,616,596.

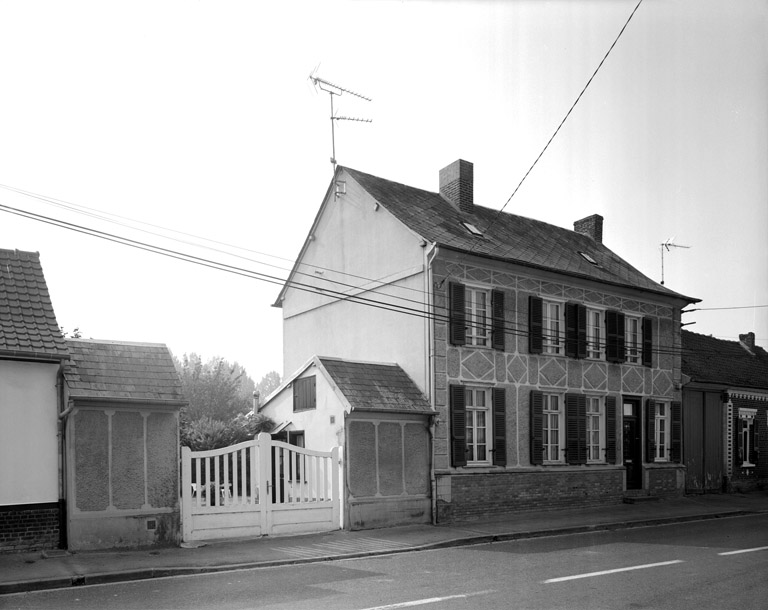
623,399,642,489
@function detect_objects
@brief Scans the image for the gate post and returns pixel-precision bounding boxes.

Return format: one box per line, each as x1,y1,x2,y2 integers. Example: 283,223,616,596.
332,446,341,529
257,432,271,533
181,446,192,542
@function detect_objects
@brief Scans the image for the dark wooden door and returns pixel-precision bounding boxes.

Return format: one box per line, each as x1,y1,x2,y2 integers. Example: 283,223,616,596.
623,399,642,489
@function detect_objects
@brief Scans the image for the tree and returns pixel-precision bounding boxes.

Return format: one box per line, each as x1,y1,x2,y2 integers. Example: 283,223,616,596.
255,370,282,401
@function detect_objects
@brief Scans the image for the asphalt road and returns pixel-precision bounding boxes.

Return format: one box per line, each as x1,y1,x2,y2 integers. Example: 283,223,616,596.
3,514,767,610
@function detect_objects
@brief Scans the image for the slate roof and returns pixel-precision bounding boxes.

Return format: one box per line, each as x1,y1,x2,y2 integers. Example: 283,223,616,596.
64,339,186,404
0,248,69,360
318,357,433,413
682,330,768,391
343,167,697,303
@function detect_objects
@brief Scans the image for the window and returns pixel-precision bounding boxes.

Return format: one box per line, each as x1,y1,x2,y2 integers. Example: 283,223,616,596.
450,385,506,467
738,409,758,467
465,287,489,347
543,394,564,463
466,388,490,464
543,301,563,355
654,402,669,461
587,397,604,462
293,376,316,411
646,399,681,463
587,309,603,359
625,316,641,364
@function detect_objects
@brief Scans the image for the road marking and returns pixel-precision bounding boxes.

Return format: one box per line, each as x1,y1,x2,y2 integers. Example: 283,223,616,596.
358,590,495,609
543,560,684,583
718,546,768,556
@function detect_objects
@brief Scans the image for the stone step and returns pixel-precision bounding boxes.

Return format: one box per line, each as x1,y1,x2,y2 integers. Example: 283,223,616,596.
623,494,660,504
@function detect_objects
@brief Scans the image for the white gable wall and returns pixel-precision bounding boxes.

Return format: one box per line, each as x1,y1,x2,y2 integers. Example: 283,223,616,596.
281,170,429,394
0,360,59,505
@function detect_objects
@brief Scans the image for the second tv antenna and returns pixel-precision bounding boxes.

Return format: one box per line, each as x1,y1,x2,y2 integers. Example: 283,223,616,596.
309,70,371,170
660,236,690,285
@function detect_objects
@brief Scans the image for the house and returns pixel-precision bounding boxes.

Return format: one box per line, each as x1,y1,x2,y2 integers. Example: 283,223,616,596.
259,355,433,529
62,339,186,550
681,330,767,493
272,159,699,524
0,249,70,552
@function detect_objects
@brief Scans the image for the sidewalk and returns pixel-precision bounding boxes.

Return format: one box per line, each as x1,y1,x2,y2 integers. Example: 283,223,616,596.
2,491,767,595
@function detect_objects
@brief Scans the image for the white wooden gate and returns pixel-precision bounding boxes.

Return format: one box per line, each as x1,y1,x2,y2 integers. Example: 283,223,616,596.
181,432,341,542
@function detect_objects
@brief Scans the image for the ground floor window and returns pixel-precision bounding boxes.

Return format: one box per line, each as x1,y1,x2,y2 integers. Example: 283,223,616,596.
587,396,604,462
738,409,758,467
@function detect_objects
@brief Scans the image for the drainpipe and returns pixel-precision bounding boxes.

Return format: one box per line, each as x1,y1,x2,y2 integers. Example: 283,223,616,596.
56,361,70,549
424,243,439,525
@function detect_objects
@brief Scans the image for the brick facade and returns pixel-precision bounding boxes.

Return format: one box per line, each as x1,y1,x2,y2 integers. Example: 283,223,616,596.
0,503,61,553
727,394,768,492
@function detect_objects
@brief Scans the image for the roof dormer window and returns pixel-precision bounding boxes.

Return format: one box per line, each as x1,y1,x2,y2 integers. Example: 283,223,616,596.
462,221,483,236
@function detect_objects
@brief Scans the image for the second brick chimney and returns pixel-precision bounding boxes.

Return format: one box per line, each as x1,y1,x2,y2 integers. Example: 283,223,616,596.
574,214,604,243
439,159,474,214
739,332,756,353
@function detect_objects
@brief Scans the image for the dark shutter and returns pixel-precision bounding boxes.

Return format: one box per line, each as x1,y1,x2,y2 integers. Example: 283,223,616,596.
670,400,682,463
577,304,588,359
646,399,656,461
605,396,617,464
449,283,466,346
606,311,626,363
736,414,743,465
450,385,467,467
642,317,653,367
293,376,316,411
529,296,543,354
566,394,587,465
530,390,544,465
492,290,506,351
492,387,507,466
565,303,579,358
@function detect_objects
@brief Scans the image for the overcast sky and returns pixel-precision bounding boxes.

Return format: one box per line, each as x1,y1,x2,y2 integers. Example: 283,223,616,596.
1,0,766,382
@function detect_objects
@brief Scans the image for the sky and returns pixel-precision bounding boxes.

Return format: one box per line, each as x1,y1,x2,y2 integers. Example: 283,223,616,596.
1,0,766,382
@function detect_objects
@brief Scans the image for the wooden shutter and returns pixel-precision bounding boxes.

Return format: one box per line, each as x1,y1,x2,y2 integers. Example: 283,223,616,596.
566,394,587,465
492,290,505,351
492,387,507,466
529,296,543,354
565,303,579,358
606,310,625,363
450,385,467,467
449,283,466,346
577,304,588,359
670,400,682,463
293,376,316,411
605,396,617,464
530,390,544,465
646,399,656,461
642,317,653,367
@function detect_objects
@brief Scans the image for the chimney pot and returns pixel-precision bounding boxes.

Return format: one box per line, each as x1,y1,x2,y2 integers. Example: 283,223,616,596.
439,159,473,214
574,214,604,243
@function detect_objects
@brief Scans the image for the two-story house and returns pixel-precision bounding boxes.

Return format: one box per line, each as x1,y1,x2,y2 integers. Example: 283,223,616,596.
272,159,699,523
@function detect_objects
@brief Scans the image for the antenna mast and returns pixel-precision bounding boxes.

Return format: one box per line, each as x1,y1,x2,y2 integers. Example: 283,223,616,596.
309,70,371,170
660,237,690,285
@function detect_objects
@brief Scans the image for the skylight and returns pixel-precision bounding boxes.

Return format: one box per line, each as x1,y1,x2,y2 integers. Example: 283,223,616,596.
579,251,599,265
461,221,483,236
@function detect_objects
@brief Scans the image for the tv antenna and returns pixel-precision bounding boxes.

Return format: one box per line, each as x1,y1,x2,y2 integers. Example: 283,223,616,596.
660,236,690,285
309,69,371,170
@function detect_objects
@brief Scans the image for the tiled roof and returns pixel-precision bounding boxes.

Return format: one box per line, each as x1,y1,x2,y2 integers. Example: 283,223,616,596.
682,330,768,390
344,167,697,303
318,357,433,413
0,248,69,360
64,339,186,404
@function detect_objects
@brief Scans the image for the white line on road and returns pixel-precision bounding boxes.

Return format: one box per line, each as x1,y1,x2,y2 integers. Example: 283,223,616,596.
357,590,495,610
718,546,768,556
543,560,684,583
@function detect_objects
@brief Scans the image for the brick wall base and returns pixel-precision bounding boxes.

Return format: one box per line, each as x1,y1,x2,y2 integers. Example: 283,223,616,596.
0,503,61,553
436,468,624,523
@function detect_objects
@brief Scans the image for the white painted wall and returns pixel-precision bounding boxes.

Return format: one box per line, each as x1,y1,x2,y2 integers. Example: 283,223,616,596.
281,170,429,393
260,364,347,451
0,360,59,505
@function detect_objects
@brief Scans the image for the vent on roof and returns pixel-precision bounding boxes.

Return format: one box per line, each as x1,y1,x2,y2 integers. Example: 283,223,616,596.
462,221,483,236
579,251,599,265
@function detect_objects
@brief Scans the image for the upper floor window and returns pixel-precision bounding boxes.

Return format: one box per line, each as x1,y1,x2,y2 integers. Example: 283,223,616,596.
293,376,316,411
465,287,489,347
543,301,563,355
587,309,603,360
625,316,642,364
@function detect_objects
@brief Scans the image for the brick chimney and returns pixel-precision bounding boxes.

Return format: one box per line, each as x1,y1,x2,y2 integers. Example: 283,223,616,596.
574,214,604,243
439,159,473,214
739,332,756,352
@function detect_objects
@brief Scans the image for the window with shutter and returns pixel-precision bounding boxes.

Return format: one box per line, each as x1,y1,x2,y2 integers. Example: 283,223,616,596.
530,390,544,465
465,387,490,464
625,316,642,364
293,376,316,411
566,394,587,465
565,303,588,359
543,301,564,355
605,310,625,363
642,317,653,367
529,296,543,354
543,393,564,463
449,283,467,346
605,396,617,464
492,388,506,466
646,399,656,461
738,408,758,467
491,290,505,351
450,385,467,467
670,401,682,463
587,308,604,360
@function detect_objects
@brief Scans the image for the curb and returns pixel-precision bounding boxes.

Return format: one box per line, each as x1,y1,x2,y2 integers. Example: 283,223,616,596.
0,510,761,596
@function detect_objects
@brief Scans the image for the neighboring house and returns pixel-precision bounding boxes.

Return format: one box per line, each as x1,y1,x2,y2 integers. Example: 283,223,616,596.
0,249,69,552
273,159,699,524
62,339,186,550
681,330,767,493
259,356,433,529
